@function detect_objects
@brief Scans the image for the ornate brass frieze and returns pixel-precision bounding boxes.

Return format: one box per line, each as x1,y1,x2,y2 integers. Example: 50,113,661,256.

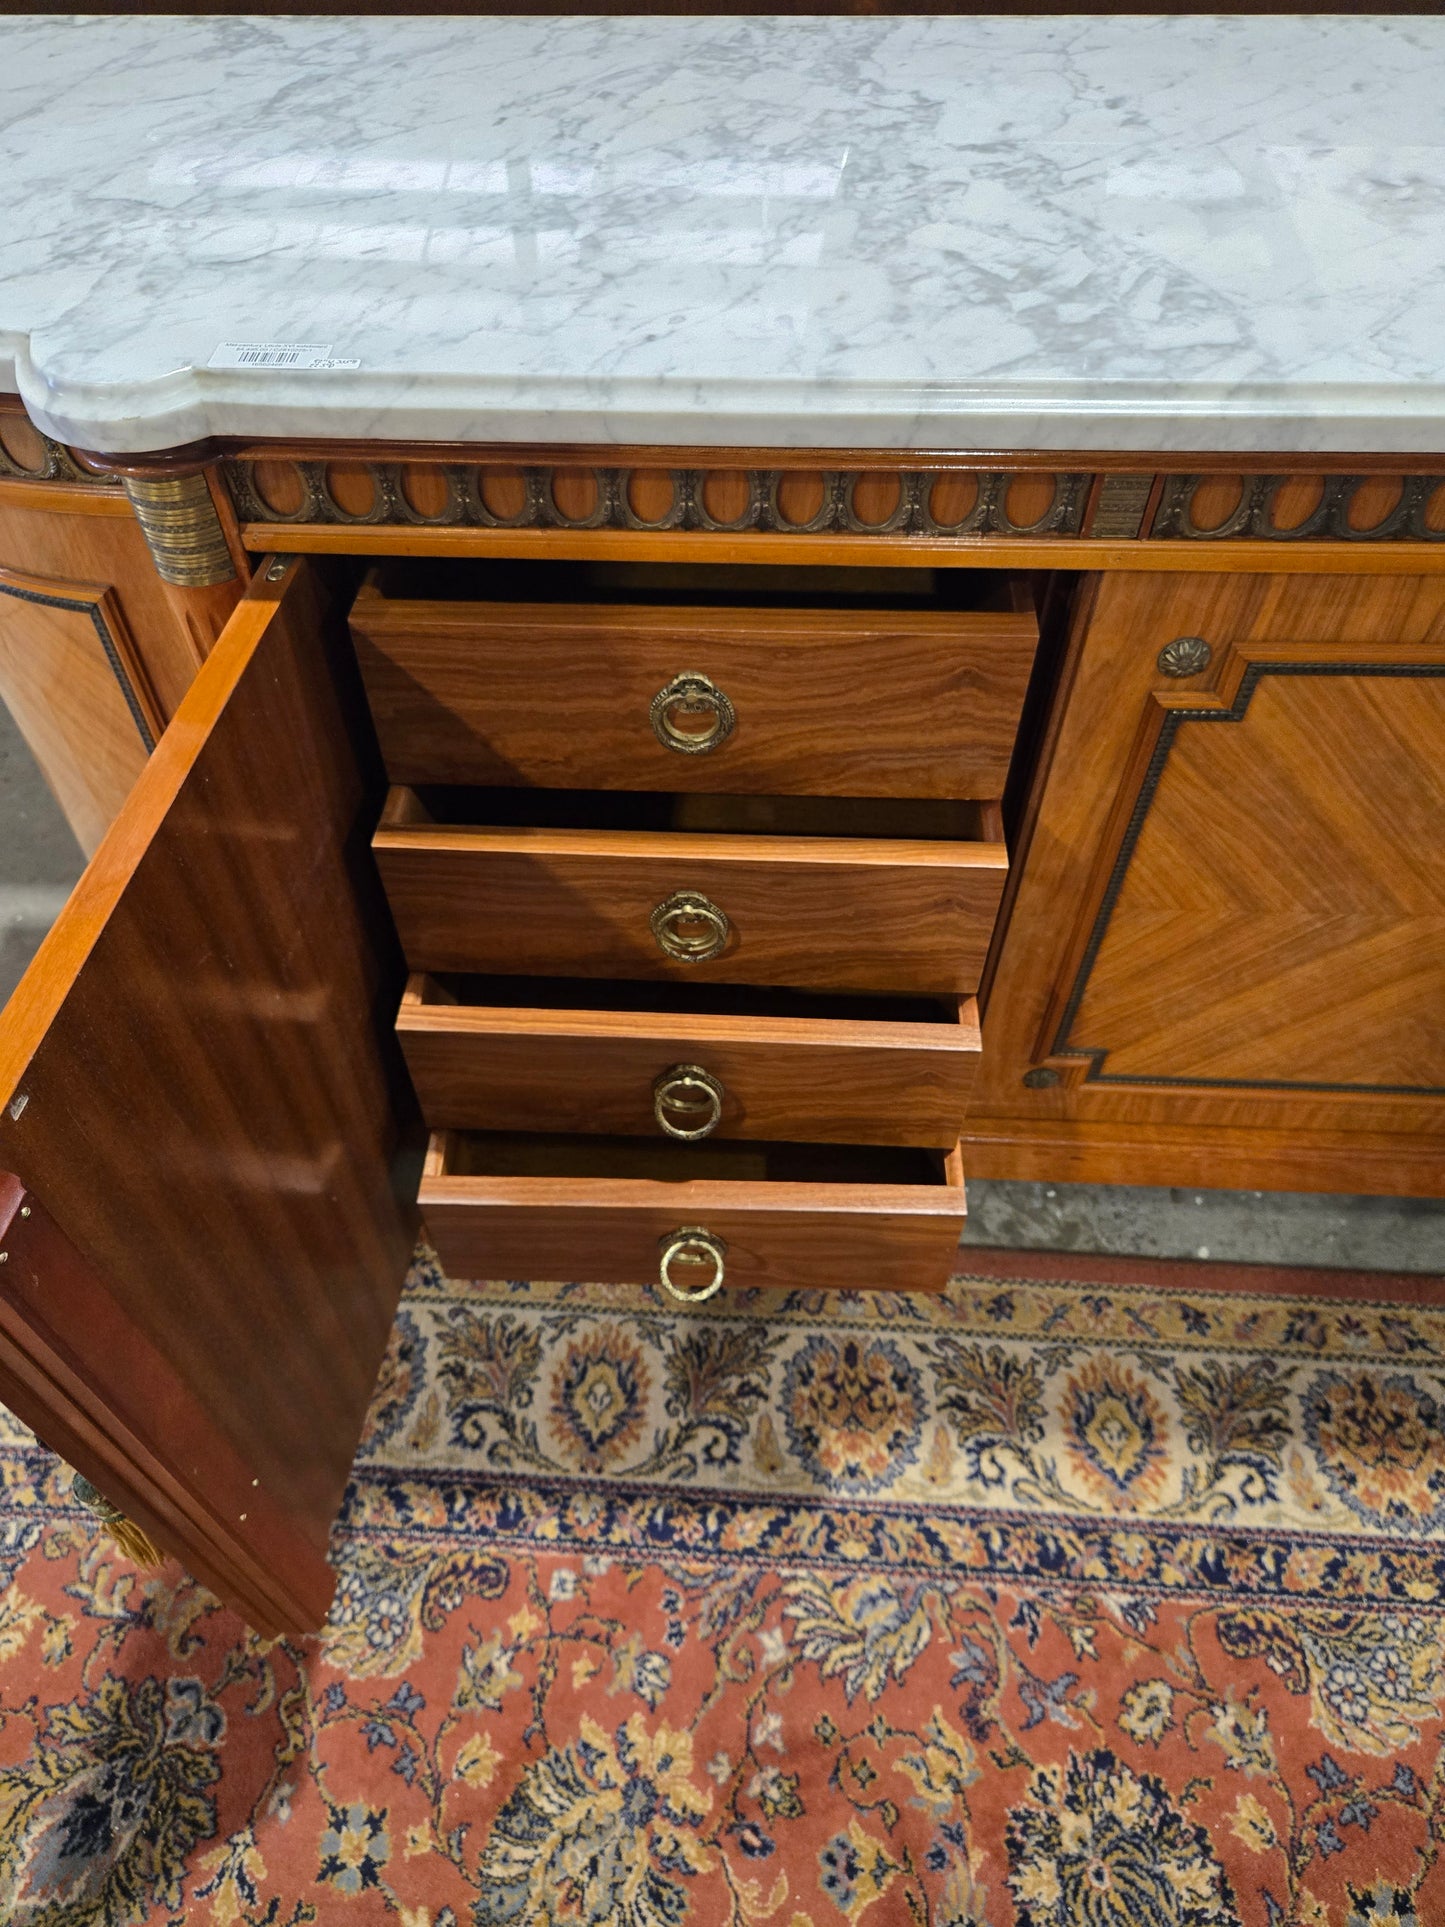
1151,473,1445,542
224,461,1093,538
224,458,1445,544
121,473,236,586
0,427,118,487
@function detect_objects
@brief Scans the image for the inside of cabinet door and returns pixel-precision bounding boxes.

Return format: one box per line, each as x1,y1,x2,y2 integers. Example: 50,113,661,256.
0,556,419,1635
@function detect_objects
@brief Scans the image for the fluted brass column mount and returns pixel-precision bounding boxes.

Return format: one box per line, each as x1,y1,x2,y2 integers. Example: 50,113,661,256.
121,472,236,587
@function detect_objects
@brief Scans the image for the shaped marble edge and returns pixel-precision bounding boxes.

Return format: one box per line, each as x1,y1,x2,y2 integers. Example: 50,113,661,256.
13,356,1445,460
4,14,1445,455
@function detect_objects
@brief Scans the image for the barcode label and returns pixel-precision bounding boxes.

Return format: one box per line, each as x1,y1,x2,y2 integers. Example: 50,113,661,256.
209,342,361,370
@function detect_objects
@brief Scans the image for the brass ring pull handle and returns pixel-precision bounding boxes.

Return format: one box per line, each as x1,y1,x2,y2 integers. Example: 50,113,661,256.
650,890,730,963
653,1064,725,1140
658,1227,727,1303
650,671,736,755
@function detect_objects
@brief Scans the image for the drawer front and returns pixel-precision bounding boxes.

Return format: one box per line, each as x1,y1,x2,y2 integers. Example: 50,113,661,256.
398,981,981,1148
350,594,1038,799
375,824,1007,995
420,1133,966,1294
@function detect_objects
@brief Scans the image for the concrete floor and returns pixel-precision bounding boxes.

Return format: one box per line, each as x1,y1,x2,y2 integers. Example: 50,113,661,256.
0,701,83,1003
2,699,1442,1274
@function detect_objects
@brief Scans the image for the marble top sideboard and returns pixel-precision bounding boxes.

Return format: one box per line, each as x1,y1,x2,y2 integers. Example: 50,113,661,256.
1,13,1444,455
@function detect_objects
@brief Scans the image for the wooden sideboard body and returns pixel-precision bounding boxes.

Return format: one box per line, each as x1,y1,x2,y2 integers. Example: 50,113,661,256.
1,405,1442,1631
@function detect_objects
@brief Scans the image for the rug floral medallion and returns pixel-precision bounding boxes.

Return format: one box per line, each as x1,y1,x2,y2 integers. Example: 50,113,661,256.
0,1246,1441,1926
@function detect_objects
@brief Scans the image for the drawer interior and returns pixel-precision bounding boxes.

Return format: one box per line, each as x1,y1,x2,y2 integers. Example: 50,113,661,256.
385,784,999,845
361,556,1029,616
408,971,961,1026
436,1130,952,1186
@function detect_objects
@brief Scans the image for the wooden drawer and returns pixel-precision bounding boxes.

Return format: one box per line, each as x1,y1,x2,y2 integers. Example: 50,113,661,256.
420,1130,966,1295
350,563,1038,799
399,974,980,1147
375,789,1008,996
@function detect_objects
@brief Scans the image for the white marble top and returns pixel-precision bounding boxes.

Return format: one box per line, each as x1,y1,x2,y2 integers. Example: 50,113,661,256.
3,14,1445,454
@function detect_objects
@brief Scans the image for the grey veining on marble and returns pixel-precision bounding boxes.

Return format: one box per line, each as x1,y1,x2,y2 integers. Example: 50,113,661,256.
2,14,1445,454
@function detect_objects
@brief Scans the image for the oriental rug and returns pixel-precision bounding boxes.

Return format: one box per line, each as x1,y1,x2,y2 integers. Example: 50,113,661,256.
0,1244,1441,1927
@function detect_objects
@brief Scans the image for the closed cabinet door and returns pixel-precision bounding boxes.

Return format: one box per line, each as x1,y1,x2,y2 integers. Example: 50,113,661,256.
0,558,416,1635
966,570,1445,1197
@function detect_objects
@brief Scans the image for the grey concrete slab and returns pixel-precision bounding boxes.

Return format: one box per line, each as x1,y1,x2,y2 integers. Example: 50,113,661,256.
962,1178,1445,1277
0,701,84,1003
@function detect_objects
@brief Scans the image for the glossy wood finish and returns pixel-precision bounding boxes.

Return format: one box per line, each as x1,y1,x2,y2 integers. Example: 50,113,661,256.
959,1117,1445,1199
0,493,211,847
1,396,245,674
375,789,1008,995
350,578,1038,799
1068,673,1445,1086
420,1131,966,1294
398,975,980,1147
240,522,1445,574
965,570,1445,1195
0,557,419,1631
0,1175,334,1636
0,567,155,854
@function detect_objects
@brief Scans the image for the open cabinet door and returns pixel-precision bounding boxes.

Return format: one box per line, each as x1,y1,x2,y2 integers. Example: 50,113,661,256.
0,556,419,1635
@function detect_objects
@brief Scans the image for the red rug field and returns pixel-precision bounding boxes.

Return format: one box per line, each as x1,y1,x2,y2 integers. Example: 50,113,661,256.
0,1244,1441,1926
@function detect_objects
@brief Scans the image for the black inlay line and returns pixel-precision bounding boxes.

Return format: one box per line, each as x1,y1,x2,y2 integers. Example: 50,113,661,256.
1054,661,1445,1097
0,581,156,752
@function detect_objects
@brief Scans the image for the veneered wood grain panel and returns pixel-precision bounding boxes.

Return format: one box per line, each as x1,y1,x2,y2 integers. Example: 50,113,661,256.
0,557,419,1630
0,492,205,718
398,979,980,1147
0,573,151,855
375,814,1007,995
959,1117,1445,1199
965,570,1445,1194
421,1133,966,1294
0,1176,334,1636
349,592,1038,798
1065,670,1445,1088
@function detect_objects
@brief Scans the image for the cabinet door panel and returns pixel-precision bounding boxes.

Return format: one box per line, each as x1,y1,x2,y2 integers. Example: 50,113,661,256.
0,558,417,1633
0,563,156,856
0,483,213,851
1067,668,1445,1088
966,571,1445,1196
